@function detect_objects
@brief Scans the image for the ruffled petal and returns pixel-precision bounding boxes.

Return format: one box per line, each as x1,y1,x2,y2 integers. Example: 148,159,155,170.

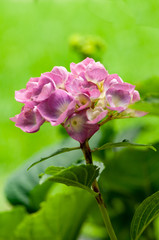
104,74,123,90
85,62,108,82
64,110,99,143
132,90,140,103
31,82,54,102
76,94,92,111
15,89,32,103
42,66,68,89
10,103,44,133
65,75,100,99
87,107,108,124
106,88,131,112
70,57,95,75
37,89,75,124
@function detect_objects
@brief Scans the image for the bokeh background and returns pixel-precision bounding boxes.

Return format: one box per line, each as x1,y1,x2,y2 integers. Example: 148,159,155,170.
0,0,159,239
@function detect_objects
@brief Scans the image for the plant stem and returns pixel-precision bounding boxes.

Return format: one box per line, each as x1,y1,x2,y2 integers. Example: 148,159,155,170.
80,140,118,240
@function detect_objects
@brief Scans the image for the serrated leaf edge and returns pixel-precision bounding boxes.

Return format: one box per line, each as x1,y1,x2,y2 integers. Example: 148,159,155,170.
48,176,95,195
41,165,99,196
131,192,159,240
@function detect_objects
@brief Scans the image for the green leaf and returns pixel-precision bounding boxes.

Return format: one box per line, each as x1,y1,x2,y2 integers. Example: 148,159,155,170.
28,146,80,170
40,164,99,195
98,143,159,240
45,166,65,175
0,207,26,240
130,191,159,240
99,143,159,195
4,139,82,212
15,189,93,240
92,140,156,152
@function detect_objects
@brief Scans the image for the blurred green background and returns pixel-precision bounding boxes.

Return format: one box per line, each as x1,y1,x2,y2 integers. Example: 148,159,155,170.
0,0,159,239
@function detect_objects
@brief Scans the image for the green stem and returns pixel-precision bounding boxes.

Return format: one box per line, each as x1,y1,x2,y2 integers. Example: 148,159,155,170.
80,140,118,240
97,196,118,240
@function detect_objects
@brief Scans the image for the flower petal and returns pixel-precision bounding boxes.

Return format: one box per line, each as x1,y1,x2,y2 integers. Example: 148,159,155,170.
37,89,75,125
87,108,108,124
104,74,123,90
106,88,131,112
42,66,68,88
31,82,54,102
10,103,44,133
70,57,95,75
64,110,99,143
15,89,32,103
76,94,92,111
86,62,108,82
65,75,100,99
132,90,140,103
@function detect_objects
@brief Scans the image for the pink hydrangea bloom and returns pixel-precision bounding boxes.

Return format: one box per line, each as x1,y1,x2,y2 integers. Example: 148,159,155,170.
42,66,68,89
10,102,44,133
37,89,76,126
64,110,99,143
15,75,56,103
70,57,108,83
65,75,100,99
105,82,136,112
11,58,146,143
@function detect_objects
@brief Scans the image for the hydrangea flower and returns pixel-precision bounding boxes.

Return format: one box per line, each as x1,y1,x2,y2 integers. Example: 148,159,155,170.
10,58,146,143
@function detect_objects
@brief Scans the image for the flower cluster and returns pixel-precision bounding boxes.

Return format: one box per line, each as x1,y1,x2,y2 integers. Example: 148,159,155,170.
11,58,146,143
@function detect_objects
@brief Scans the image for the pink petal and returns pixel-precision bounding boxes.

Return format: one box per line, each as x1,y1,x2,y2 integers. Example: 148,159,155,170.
76,94,91,111
86,62,108,82
106,106,126,112
82,57,95,66
15,89,32,103
31,82,54,102
26,77,39,89
132,90,140,103
37,89,75,124
106,88,131,112
42,66,68,88
70,62,86,75
104,74,123,90
112,83,135,93
65,75,100,99
64,110,99,143
15,75,56,103
125,109,148,117
50,100,76,126
70,57,95,75
133,110,148,117
87,108,108,124
10,104,44,133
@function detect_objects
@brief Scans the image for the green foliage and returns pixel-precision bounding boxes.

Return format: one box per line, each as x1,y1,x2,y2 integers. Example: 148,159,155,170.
0,207,26,240
28,146,80,170
1,0,159,238
41,165,99,195
15,189,93,240
92,140,156,153
0,189,93,240
100,143,159,196
5,139,82,212
99,143,159,240
130,191,159,240
26,139,150,171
